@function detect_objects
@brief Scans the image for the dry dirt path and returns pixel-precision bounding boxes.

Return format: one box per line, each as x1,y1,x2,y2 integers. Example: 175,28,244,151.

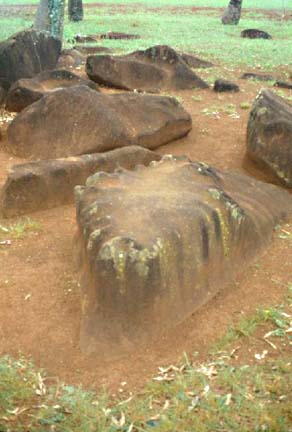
0,80,291,393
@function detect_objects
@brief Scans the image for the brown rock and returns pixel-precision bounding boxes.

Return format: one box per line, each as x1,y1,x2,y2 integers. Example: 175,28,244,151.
75,155,292,352
180,53,214,69
86,45,209,92
0,146,161,217
57,48,86,70
7,86,192,159
241,29,272,39
247,89,292,187
0,29,61,88
6,69,98,112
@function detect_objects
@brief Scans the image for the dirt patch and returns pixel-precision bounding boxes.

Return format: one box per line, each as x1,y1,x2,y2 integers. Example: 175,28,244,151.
0,77,291,394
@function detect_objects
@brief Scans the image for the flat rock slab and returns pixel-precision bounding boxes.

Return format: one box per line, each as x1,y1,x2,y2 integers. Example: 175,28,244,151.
75,156,292,351
7,85,192,159
6,69,98,112
74,45,113,55
75,32,140,43
241,73,292,89
247,89,292,187
86,45,209,92
241,72,275,82
0,146,161,218
0,29,61,89
241,29,272,39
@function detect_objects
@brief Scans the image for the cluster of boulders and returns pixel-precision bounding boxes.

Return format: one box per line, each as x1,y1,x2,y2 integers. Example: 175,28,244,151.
0,29,291,351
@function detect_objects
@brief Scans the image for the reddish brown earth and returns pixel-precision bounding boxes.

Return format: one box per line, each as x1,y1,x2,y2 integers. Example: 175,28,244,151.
0,76,291,394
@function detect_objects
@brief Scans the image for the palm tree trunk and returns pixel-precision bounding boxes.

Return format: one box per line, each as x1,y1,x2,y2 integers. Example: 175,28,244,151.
68,0,83,22
34,0,65,40
222,0,243,25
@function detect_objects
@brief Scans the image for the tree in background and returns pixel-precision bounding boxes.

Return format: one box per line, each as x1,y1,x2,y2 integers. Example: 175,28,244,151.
222,0,243,25
34,0,65,40
68,0,84,21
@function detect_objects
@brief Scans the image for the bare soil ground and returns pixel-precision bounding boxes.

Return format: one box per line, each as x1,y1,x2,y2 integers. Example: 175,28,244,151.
0,73,291,394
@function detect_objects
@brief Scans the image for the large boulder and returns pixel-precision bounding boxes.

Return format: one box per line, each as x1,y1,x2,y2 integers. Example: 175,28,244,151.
247,89,292,187
5,69,98,112
7,85,192,159
0,146,161,218
86,45,209,92
75,155,292,351
0,29,61,89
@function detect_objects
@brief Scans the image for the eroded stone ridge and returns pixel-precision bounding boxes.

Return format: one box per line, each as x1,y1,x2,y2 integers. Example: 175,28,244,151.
247,89,292,187
75,156,292,351
1,146,161,217
86,45,209,92
7,86,192,159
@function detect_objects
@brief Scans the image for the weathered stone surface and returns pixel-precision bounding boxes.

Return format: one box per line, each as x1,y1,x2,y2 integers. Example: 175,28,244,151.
214,79,239,92
180,53,214,69
7,86,192,159
0,29,61,88
75,155,292,350
222,0,242,25
0,86,6,107
241,29,272,39
57,48,86,69
86,45,209,92
5,69,98,112
274,81,292,90
0,146,161,218
247,89,292,187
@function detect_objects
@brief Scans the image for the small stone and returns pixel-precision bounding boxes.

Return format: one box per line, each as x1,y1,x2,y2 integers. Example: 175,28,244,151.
214,79,239,92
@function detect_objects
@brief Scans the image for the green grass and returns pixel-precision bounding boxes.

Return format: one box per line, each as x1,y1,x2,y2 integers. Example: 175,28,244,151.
0,286,291,432
0,217,41,241
0,1,292,69
1,0,292,8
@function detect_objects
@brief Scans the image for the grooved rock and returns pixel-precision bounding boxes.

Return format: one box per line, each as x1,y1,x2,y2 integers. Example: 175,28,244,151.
241,29,272,39
86,45,209,92
0,29,61,89
5,69,98,112
0,146,161,217
7,85,192,159
75,155,292,351
247,89,292,187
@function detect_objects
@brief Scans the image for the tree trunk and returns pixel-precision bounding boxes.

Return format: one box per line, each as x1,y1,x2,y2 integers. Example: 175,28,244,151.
222,0,243,25
34,0,65,40
68,0,83,22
